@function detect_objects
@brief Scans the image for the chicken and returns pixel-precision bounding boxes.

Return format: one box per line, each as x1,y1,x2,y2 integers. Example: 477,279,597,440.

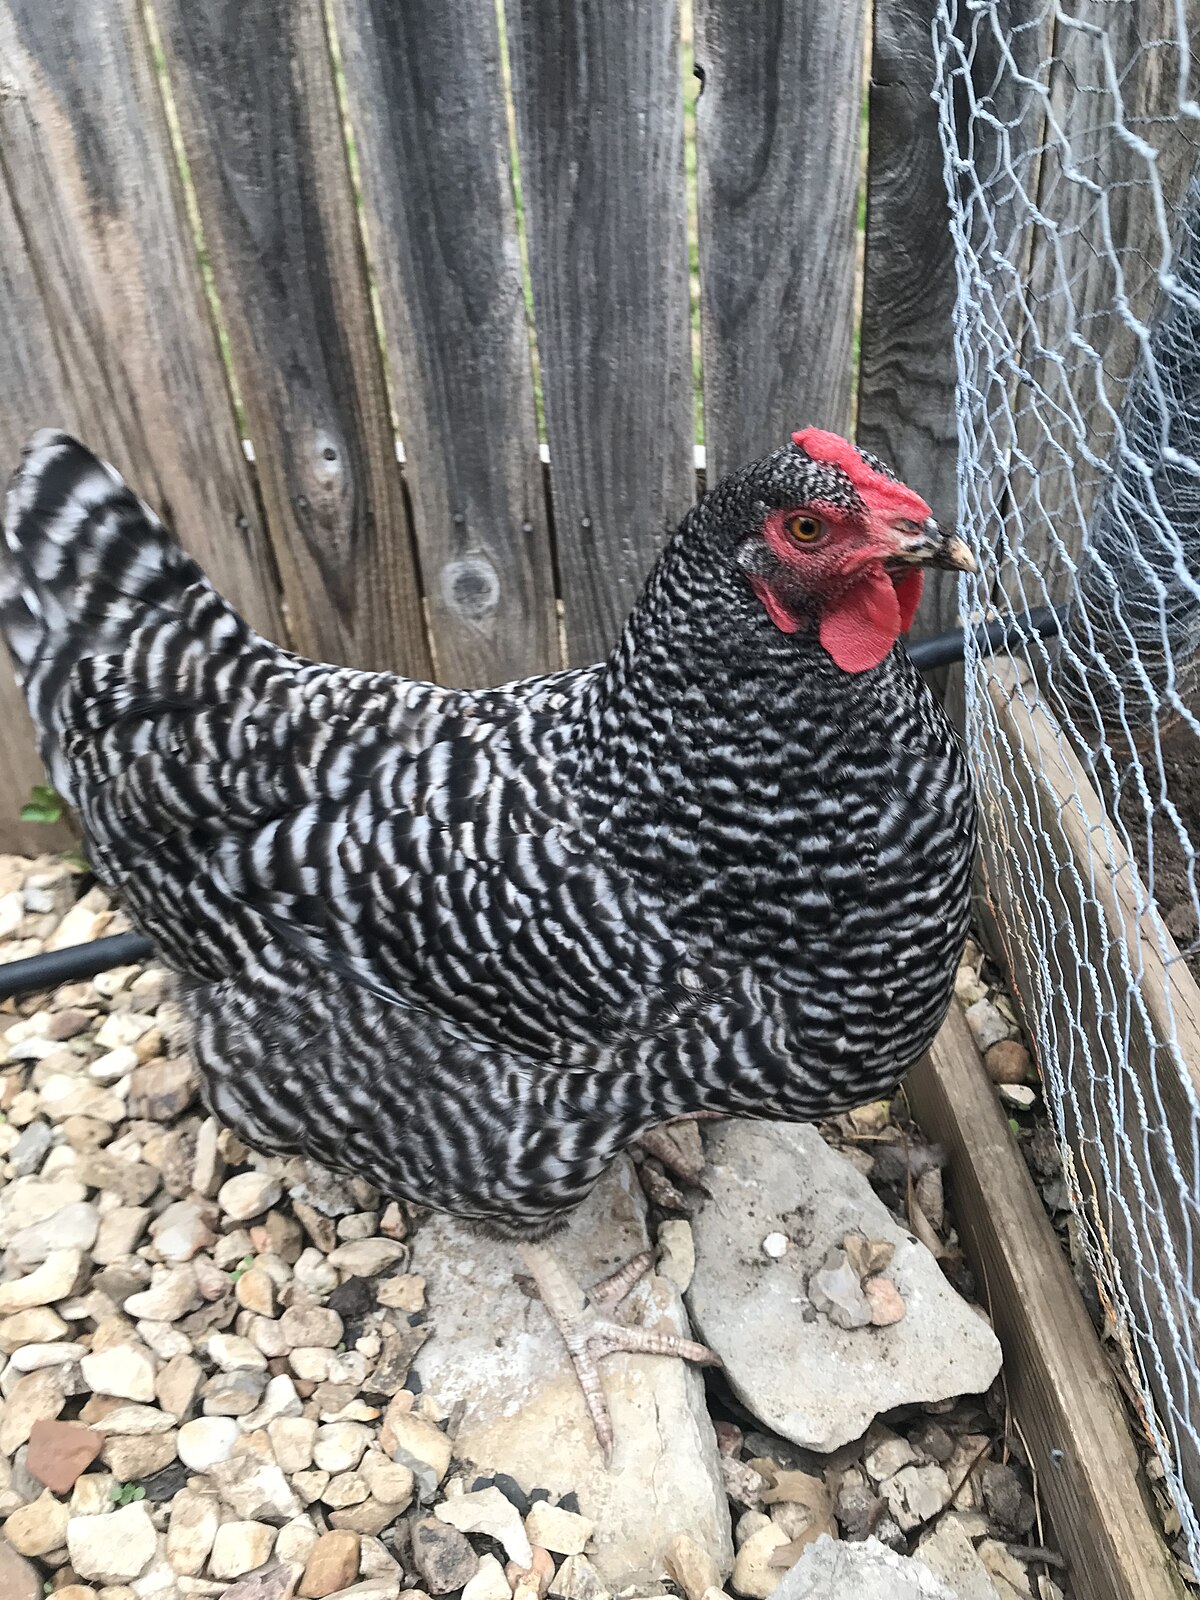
1,427,977,1458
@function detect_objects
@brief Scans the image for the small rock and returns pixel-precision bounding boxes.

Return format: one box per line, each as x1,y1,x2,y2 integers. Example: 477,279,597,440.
918,1516,1007,1600
149,1202,214,1264
412,1517,480,1594
219,1173,284,1223
978,1539,1035,1599
863,1278,906,1327
0,1538,39,1600
177,1416,239,1471
771,1536,960,1599
551,1554,608,1600
761,1232,789,1260
8,1339,85,1371
80,1345,156,1404
462,1553,513,1600
328,1496,404,1537
880,1464,952,1532
730,1521,790,1598
26,1420,103,1493
93,1012,154,1051
323,1470,370,1509
0,1368,68,1454
122,1267,199,1323
864,1438,917,1484
314,1422,373,1475
997,1084,1036,1111
165,1487,219,1577
964,999,1009,1053
0,1306,68,1352
269,1417,318,1474
208,1332,268,1373
984,1040,1031,1086
359,1452,414,1509
665,1533,721,1600
375,1276,425,1314
378,1407,451,1494
4,1487,70,1555
833,1473,881,1540
326,1240,407,1276
208,1456,301,1523
300,1529,361,1597
0,1249,84,1313
126,1058,195,1122
235,1267,278,1318
86,1401,175,1437
91,1207,151,1266
242,1373,303,1431
202,1369,266,1417
8,1201,99,1268
281,1305,344,1350
67,1500,158,1582
807,1249,871,1330
101,1432,178,1480
208,1519,277,1579
8,1122,53,1177
154,1353,203,1420
437,1487,532,1565
979,1462,1036,1537
525,1501,592,1558
76,1154,160,1208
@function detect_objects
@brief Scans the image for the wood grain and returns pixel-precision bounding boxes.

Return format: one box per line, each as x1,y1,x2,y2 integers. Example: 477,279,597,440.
0,0,282,639
0,165,76,854
694,0,863,479
1008,1,1200,602
859,0,960,641
505,0,695,664
151,0,430,677
909,1005,1187,1600
978,657,1200,1524
330,0,557,687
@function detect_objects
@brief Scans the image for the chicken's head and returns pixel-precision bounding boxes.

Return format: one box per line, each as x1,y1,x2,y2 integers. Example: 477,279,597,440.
732,428,975,673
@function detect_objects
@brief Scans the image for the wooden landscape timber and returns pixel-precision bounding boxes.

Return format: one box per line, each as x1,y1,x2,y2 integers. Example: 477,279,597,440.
910,1004,1187,1600
971,655,1200,1535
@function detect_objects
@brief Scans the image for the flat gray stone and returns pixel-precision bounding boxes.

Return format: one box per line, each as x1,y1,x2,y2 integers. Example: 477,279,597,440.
687,1122,1002,1451
410,1158,732,1585
773,1535,964,1599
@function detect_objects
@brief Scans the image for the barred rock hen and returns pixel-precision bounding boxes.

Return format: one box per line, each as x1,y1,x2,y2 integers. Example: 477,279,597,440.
1,427,976,1458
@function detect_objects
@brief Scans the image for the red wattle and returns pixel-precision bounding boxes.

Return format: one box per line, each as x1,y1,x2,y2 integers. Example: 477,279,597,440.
748,575,803,633
894,569,924,633
819,568,901,673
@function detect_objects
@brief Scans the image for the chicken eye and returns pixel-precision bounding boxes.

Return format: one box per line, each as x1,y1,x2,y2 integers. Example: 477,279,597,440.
784,513,825,544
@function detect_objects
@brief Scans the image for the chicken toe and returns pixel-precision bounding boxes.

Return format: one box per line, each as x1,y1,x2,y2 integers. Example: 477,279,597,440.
518,1240,721,1465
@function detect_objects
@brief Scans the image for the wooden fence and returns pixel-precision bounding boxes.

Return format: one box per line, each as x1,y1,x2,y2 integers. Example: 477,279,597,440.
0,0,960,852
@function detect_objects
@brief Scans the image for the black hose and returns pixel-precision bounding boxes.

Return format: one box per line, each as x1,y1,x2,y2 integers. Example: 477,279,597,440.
0,931,155,1001
0,604,1068,1001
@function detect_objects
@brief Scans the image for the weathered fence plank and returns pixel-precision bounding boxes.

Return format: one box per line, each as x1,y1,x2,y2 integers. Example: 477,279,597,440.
0,0,282,640
0,170,76,854
330,0,557,687
1008,1,1198,604
859,0,959,640
152,0,431,678
694,0,863,479
505,0,694,664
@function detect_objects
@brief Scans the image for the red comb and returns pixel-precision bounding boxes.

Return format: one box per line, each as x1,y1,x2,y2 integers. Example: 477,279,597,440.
792,427,933,525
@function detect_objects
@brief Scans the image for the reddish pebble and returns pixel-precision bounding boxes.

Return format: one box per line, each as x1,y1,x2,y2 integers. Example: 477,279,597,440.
26,1419,103,1493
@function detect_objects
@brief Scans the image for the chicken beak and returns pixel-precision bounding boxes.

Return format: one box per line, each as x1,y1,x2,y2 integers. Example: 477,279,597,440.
890,518,977,575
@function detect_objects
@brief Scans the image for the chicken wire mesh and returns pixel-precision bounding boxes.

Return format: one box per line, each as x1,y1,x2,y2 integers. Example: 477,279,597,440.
932,0,1200,1561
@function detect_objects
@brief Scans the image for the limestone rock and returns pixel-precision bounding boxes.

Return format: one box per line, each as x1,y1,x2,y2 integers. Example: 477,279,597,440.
300,1529,361,1597
208,1519,277,1579
4,1488,69,1556
411,1159,731,1585
412,1517,479,1594
770,1536,961,1600
436,1486,532,1565
80,1344,156,1403
687,1123,1003,1450
67,1500,158,1582
165,1488,219,1577
0,1249,84,1314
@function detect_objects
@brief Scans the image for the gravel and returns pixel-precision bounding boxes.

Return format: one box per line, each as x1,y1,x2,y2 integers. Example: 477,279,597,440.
0,853,1057,1599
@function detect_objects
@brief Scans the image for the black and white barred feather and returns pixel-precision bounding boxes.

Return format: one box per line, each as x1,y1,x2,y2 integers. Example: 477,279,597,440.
2,430,975,1237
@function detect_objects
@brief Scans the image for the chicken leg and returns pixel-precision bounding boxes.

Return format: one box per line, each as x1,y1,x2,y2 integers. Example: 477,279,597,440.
518,1240,721,1464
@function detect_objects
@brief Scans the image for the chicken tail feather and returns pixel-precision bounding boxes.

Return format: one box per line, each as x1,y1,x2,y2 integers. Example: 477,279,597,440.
1,429,223,803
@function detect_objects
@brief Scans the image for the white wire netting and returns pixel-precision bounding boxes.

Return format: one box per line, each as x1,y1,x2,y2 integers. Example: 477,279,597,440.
932,0,1200,1563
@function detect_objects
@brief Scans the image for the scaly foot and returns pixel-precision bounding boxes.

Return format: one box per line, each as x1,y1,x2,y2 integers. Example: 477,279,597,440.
518,1240,721,1464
